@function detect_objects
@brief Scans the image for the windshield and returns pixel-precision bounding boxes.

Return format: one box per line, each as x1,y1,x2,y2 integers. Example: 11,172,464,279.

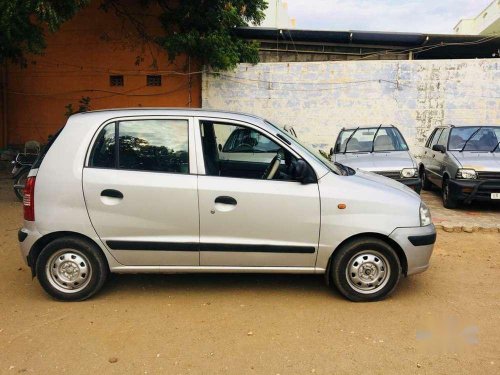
335,127,409,153
448,126,500,152
265,120,343,175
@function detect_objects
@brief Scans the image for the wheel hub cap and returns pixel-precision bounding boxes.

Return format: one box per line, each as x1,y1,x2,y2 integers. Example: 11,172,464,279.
346,251,390,294
46,250,92,293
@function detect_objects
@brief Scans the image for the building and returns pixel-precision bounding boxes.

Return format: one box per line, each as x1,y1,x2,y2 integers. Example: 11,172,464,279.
259,0,296,29
0,1,201,147
454,0,500,35
235,27,500,62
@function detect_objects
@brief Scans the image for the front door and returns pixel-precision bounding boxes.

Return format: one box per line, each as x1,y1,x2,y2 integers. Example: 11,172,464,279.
83,117,200,266
196,119,320,268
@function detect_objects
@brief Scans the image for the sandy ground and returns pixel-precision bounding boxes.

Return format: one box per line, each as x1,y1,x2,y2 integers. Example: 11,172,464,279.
0,175,499,374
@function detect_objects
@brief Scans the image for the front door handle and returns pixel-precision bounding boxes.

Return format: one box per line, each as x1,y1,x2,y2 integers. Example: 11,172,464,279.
101,189,123,199
215,196,237,205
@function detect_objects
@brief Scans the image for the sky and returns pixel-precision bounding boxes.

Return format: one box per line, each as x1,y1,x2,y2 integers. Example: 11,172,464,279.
285,0,492,34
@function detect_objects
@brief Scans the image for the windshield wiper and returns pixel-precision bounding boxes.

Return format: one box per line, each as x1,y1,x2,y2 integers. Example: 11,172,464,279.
343,127,359,154
371,124,382,153
491,141,500,153
460,127,482,152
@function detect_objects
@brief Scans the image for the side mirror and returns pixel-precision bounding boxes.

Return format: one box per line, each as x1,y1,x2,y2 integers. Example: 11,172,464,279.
329,147,334,157
294,160,317,184
218,144,222,152
432,144,446,153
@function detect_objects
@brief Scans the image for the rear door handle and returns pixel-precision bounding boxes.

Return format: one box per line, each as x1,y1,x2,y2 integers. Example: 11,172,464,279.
215,196,237,205
101,189,123,199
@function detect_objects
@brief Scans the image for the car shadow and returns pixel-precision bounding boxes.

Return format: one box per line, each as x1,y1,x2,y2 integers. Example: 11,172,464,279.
98,272,338,300
423,188,500,212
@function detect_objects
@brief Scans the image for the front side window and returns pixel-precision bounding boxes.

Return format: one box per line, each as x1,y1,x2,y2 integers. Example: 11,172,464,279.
89,119,189,173
222,128,281,153
429,128,443,148
449,127,500,152
436,128,450,147
200,121,298,181
335,127,409,153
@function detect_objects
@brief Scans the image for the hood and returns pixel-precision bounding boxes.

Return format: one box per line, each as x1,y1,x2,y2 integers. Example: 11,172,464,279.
353,169,420,198
333,151,416,172
449,151,500,172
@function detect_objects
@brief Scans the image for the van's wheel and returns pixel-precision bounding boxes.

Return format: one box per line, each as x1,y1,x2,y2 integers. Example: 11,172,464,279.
442,178,458,209
330,237,401,302
420,168,432,191
36,237,108,301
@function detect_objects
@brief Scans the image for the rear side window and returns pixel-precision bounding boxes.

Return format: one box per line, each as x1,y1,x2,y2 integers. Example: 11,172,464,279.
90,123,115,168
89,119,189,174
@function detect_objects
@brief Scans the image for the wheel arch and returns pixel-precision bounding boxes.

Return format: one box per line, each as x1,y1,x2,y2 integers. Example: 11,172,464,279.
325,232,408,285
27,231,109,277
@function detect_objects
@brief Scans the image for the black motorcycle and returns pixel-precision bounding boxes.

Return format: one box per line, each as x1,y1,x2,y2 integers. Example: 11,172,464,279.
11,152,38,201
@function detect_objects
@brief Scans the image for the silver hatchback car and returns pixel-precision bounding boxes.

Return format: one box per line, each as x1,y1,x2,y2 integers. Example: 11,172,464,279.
420,125,500,208
330,126,421,193
18,109,435,302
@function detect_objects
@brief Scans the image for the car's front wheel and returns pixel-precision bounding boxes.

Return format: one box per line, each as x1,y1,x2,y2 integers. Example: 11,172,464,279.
442,178,458,209
421,168,433,191
330,237,401,302
36,237,109,301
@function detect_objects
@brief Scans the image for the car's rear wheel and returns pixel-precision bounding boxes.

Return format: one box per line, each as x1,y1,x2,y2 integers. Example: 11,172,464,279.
442,178,458,209
330,237,401,302
36,237,108,301
421,168,433,191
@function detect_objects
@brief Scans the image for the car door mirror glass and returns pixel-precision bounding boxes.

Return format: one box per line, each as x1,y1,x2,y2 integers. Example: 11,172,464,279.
432,144,446,153
293,160,317,184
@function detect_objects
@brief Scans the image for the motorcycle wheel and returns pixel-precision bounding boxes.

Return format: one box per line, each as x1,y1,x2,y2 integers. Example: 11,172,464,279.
13,170,29,202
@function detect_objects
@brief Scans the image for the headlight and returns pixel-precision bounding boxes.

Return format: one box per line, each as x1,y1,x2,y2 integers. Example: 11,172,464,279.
401,168,418,178
419,202,432,226
456,168,477,179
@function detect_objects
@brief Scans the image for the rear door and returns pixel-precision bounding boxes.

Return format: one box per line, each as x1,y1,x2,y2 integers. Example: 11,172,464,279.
83,117,199,266
433,128,451,186
424,128,443,185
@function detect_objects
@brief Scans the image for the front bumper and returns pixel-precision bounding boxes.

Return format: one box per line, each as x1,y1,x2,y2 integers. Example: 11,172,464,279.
397,177,422,194
389,224,436,276
448,179,500,203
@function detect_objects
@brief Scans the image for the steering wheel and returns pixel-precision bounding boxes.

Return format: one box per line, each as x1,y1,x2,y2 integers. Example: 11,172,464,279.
262,149,284,180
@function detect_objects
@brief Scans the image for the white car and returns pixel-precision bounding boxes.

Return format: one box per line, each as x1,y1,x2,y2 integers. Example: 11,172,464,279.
19,109,435,302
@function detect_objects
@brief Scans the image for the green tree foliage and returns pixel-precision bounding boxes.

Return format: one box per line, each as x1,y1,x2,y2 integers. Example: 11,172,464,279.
0,0,89,65
101,0,268,71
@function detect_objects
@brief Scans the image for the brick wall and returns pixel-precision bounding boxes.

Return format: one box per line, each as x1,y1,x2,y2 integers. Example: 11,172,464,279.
202,59,499,155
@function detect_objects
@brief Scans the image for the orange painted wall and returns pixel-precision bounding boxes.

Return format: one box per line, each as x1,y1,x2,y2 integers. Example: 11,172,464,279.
4,1,201,146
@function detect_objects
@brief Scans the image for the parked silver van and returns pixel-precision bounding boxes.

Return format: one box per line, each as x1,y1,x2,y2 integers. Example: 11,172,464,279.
18,109,435,302
420,124,500,208
330,126,421,193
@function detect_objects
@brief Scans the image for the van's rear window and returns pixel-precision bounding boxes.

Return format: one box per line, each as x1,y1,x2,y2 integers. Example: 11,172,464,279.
32,128,63,169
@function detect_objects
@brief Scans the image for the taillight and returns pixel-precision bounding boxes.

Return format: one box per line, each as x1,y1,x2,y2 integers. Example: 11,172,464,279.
23,176,36,221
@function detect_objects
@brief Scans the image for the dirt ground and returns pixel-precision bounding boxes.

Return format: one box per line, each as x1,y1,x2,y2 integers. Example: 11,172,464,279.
0,175,499,374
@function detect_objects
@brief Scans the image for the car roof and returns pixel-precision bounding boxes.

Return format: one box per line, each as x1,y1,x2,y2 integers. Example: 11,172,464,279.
71,107,267,123
435,124,500,128
340,125,398,131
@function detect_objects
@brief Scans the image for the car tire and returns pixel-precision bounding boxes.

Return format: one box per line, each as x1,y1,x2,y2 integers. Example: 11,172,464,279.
421,168,433,191
442,178,458,209
36,237,109,301
330,237,401,302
